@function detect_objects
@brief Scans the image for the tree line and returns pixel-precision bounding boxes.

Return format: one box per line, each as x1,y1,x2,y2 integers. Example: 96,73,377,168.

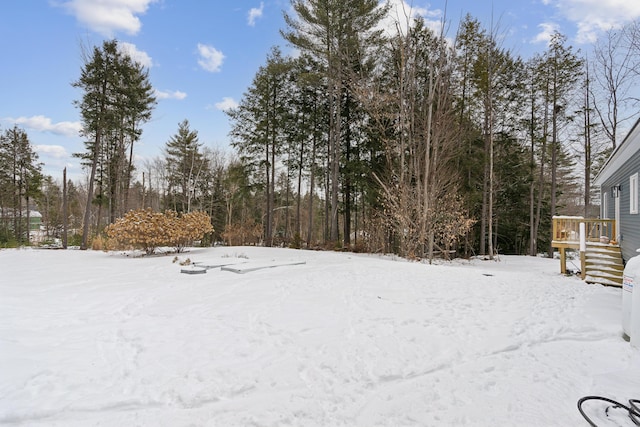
2,2,640,258
227,3,640,259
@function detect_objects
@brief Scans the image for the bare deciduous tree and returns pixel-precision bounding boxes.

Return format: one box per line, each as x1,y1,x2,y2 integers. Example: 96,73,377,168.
591,22,640,149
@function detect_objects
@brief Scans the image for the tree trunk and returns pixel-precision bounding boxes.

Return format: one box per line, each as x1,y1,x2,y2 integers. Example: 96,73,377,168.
584,65,592,217
528,72,536,256
423,69,434,260
265,130,272,247
81,130,101,250
534,76,550,257
480,141,488,256
549,79,559,259
296,128,304,241
63,167,68,249
343,93,351,247
124,125,136,214
307,126,317,247
330,82,341,243
25,198,30,245
488,107,494,259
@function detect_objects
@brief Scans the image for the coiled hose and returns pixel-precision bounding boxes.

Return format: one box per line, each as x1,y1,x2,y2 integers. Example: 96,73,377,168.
577,396,640,426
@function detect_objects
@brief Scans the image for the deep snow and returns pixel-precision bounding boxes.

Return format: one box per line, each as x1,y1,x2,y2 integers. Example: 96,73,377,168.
1,246,639,426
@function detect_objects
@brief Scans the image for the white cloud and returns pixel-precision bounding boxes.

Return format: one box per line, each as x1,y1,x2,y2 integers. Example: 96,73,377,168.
379,0,442,37
532,22,560,44
8,115,81,137
248,2,264,26
155,89,187,100
214,97,239,111
118,41,153,68
197,43,225,73
59,0,157,37
551,0,640,43
34,144,69,159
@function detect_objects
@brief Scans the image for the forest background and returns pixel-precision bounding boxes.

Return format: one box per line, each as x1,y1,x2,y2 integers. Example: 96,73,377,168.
2,0,640,260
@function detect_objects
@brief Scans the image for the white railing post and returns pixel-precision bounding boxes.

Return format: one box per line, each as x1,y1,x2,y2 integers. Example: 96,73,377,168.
580,222,586,279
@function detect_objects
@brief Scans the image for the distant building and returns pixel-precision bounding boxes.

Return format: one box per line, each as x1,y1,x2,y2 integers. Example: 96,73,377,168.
29,210,42,231
0,209,43,243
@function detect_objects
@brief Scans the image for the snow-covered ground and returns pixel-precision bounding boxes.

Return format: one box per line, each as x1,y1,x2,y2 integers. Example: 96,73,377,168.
1,246,638,426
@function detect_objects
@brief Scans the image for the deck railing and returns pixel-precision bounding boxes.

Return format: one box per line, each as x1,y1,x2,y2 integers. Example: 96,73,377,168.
552,216,617,244
552,216,618,278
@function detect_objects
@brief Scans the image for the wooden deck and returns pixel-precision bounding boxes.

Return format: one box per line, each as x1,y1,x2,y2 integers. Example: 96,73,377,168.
551,216,622,286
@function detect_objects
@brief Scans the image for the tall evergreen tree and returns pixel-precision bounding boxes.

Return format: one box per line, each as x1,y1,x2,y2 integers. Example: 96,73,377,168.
543,33,583,256
282,0,388,244
228,48,294,246
288,54,328,246
523,55,547,256
72,39,155,249
39,176,63,240
163,120,208,213
455,16,524,258
455,16,486,254
0,126,42,245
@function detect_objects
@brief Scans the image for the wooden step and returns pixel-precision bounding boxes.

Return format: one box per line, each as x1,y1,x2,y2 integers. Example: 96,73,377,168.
584,244,623,287
585,275,623,286
584,261,624,271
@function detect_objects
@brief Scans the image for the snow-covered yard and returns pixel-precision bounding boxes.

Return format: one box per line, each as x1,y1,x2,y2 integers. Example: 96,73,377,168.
1,247,638,426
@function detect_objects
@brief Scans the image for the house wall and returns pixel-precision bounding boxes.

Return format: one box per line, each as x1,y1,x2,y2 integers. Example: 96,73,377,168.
29,216,41,231
601,147,640,263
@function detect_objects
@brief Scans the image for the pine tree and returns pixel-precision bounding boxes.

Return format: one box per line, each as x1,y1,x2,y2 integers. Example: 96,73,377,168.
73,40,155,249
0,126,42,245
543,33,584,256
456,16,524,258
163,120,208,213
282,0,388,245
227,48,294,246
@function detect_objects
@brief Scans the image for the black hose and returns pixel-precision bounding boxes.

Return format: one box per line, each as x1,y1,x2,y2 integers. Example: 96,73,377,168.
578,396,640,426
630,399,640,425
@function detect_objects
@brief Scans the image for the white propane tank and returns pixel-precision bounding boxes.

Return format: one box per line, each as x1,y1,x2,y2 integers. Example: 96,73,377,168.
623,250,640,344
632,252,640,348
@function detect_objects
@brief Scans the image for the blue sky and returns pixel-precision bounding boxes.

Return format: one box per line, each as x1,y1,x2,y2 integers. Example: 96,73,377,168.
2,0,639,181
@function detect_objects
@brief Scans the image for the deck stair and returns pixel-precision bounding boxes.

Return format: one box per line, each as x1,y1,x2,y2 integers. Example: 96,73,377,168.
584,243,624,287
